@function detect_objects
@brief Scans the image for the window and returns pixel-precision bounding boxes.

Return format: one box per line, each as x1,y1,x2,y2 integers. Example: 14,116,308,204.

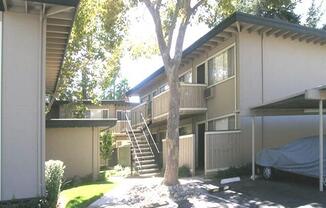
208,46,235,86
90,109,103,118
197,63,205,84
152,90,158,97
140,94,151,103
179,124,192,136
103,109,109,118
208,116,235,131
179,71,192,83
159,84,169,93
117,110,128,120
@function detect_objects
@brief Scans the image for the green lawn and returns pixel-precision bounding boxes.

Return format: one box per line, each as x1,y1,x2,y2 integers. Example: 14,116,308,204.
60,171,116,208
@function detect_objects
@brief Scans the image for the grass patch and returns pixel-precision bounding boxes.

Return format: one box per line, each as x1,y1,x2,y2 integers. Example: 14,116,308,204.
60,170,116,208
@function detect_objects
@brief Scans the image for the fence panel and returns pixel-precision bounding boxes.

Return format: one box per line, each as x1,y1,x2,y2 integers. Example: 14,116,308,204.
162,134,195,175
205,131,243,175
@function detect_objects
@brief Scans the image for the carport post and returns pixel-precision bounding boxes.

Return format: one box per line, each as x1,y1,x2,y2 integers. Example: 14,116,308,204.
319,100,324,192
251,117,255,180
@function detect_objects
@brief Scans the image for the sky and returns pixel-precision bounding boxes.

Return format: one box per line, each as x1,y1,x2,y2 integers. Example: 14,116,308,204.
120,0,326,90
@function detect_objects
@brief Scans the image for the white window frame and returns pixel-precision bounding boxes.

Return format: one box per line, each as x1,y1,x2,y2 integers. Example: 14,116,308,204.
206,44,236,88
116,110,130,120
207,113,237,131
195,61,207,84
102,109,110,118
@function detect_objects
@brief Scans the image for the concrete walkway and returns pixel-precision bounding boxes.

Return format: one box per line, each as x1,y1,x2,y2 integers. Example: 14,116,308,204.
88,177,243,208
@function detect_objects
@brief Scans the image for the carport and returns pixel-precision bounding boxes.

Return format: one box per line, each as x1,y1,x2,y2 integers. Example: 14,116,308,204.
250,85,326,192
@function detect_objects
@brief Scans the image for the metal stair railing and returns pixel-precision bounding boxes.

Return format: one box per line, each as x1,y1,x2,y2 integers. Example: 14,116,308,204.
141,113,160,153
125,128,141,169
141,129,154,156
125,113,142,154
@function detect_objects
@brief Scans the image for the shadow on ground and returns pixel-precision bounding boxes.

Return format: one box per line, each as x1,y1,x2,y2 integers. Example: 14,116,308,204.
210,174,326,208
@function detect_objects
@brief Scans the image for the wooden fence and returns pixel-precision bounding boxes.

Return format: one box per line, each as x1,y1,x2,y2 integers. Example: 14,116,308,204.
205,130,243,175
162,134,195,175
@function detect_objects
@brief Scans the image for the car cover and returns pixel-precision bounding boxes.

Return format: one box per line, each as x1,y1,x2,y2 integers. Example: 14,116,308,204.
256,136,326,178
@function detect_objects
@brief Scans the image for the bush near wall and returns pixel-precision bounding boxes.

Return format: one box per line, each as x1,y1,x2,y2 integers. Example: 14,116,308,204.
45,160,65,208
0,197,48,208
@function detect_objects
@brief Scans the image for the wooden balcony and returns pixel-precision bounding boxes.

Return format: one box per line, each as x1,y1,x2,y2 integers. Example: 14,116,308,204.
152,83,207,122
130,83,207,126
111,120,128,134
130,101,152,127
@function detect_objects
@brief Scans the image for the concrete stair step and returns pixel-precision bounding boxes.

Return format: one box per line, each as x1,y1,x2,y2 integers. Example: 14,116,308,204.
138,168,160,174
138,163,158,169
139,159,155,164
139,172,161,177
137,155,155,160
132,151,153,157
133,147,151,152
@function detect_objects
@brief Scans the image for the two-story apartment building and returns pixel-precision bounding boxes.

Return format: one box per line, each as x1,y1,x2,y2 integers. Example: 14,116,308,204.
125,12,326,176
46,100,133,179
0,0,79,201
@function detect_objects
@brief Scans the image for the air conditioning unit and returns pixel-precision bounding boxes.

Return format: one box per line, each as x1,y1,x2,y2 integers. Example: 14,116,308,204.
204,88,213,99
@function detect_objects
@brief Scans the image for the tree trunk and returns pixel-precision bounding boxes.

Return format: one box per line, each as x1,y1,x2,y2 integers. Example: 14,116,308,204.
163,68,181,185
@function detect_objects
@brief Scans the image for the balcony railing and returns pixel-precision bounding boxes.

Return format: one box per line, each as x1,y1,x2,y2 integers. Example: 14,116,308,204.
111,120,128,134
130,83,207,126
130,101,152,126
152,83,207,120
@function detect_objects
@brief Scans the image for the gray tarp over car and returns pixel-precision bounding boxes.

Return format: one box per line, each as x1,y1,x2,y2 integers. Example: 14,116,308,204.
256,136,326,178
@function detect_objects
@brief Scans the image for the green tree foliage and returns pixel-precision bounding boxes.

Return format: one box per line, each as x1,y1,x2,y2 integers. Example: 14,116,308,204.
100,131,114,166
102,78,129,100
255,0,300,24
305,0,324,28
57,0,128,102
200,0,301,27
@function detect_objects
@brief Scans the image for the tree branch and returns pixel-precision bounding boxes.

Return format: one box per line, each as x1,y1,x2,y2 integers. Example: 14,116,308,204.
142,0,170,63
167,0,181,50
191,0,206,15
172,0,192,65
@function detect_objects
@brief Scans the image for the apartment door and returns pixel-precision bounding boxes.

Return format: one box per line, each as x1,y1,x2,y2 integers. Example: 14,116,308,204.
197,123,205,170
197,63,205,84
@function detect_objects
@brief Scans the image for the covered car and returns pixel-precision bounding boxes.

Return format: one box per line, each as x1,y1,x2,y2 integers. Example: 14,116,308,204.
256,136,326,180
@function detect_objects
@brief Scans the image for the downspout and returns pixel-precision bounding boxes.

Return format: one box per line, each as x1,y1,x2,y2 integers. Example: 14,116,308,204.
261,32,265,150
0,11,3,201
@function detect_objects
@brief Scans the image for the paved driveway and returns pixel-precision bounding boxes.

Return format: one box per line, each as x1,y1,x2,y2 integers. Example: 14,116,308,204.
209,177,326,208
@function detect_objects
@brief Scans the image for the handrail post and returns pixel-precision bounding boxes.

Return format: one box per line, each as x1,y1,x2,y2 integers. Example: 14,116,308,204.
141,113,160,153
126,128,141,169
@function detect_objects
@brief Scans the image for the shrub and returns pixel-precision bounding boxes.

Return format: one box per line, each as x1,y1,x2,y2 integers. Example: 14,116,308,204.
45,160,65,208
178,165,191,177
100,131,114,167
0,198,48,208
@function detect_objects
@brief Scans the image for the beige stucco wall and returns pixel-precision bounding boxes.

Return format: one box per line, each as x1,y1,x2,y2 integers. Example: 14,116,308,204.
2,12,44,200
238,30,326,160
46,127,100,180
206,78,236,119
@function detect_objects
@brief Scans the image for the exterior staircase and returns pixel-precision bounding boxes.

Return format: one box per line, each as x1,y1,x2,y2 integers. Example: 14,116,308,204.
130,130,160,177
125,114,160,177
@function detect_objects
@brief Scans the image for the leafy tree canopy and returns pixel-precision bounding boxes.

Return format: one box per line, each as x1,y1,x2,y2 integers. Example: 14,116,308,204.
57,0,129,103
200,0,301,27
305,0,324,28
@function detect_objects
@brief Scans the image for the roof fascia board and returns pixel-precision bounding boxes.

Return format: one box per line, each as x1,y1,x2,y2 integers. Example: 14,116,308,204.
127,12,326,96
